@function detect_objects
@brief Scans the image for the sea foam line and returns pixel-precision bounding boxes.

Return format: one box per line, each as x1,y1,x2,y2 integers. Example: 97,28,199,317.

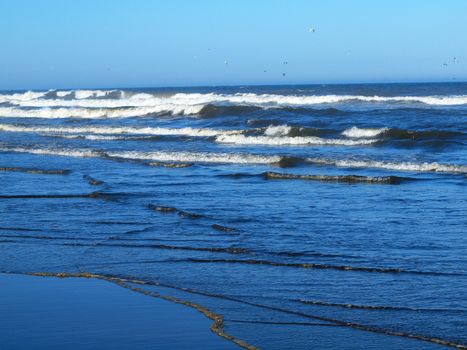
3,91,467,108
2,146,465,173
216,134,378,146
308,158,467,174
0,105,204,119
0,147,281,165
0,123,240,137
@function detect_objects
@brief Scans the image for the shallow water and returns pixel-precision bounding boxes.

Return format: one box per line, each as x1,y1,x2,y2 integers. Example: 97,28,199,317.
1,83,466,349
0,273,236,350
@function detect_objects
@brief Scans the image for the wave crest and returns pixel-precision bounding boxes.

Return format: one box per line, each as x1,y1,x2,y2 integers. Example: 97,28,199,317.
216,134,378,146
342,126,389,138
309,158,467,174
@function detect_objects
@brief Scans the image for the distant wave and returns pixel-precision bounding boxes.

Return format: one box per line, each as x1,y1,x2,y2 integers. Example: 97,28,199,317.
0,90,49,102
56,90,116,99
308,158,467,174
2,91,467,120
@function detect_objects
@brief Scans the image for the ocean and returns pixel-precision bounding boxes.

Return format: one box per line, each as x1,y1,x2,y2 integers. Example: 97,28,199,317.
0,83,466,349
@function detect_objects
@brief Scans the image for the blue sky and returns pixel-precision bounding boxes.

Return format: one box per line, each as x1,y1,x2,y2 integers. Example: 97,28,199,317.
1,0,466,89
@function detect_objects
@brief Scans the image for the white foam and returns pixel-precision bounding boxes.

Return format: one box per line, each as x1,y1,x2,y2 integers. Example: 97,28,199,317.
216,134,378,146
73,90,113,99
0,105,204,119
166,93,467,107
342,126,389,138
264,125,292,136
308,158,467,174
5,92,467,110
56,91,72,97
108,151,281,164
0,90,49,103
0,123,240,137
0,147,281,165
2,147,100,158
3,91,467,122
50,134,133,141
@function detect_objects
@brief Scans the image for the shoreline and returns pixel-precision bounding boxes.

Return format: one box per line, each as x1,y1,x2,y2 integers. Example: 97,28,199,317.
0,272,243,350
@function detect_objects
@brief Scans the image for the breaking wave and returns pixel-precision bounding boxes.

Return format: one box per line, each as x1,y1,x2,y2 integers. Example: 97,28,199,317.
342,126,465,141
2,146,465,173
342,127,389,138
0,123,240,138
108,150,281,164
2,91,467,120
0,105,204,119
216,134,378,146
1,147,282,165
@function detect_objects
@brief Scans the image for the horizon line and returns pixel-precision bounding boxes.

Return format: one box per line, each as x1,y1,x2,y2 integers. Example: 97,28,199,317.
1,79,466,93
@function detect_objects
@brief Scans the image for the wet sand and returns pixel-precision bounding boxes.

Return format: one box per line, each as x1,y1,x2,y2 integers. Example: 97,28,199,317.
0,273,239,350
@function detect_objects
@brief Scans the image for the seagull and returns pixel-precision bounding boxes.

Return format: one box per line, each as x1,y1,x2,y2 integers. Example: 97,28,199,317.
309,27,316,33
443,63,448,67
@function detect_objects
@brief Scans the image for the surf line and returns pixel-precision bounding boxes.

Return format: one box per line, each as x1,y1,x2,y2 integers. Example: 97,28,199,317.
14,271,467,350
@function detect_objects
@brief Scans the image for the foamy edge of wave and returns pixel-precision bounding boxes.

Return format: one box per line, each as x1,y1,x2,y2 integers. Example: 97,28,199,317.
1,147,281,165
3,91,467,109
0,123,240,138
0,105,204,119
308,158,467,173
342,126,389,138
2,146,465,173
216,134,378,146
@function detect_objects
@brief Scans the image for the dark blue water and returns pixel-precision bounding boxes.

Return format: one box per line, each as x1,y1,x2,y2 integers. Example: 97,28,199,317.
1,83,466,349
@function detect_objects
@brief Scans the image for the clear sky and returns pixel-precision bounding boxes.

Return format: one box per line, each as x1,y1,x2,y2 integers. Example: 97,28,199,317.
1,0,466,90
